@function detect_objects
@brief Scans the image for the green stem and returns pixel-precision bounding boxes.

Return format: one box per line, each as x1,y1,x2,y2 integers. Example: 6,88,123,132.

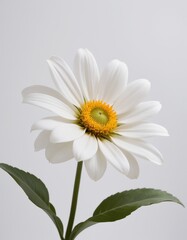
65,161,83,240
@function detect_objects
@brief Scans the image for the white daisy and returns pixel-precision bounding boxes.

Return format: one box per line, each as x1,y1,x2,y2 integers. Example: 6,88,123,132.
22,49,168,181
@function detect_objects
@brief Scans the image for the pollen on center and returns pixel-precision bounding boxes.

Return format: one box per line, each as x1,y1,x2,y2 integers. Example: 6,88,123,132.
78,100,117,138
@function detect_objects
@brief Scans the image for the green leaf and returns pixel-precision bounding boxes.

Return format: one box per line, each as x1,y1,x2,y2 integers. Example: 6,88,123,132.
0,163,64,240
70,188,183,240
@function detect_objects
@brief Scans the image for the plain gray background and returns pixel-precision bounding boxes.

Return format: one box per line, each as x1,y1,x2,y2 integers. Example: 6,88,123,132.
0,0,186,239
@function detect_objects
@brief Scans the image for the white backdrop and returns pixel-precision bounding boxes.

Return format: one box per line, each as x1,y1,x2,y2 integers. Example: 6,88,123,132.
0,0,186,239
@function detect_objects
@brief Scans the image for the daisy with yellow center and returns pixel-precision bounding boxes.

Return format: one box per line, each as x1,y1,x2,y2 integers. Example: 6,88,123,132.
22,48,168,181
78,100,117,137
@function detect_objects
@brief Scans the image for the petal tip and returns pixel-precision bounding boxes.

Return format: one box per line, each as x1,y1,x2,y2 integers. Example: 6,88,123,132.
138,79,151,90
164,129,170,137
77,48,85,55
46,59,51,65
30,123,37,132
153,101,162,112
47,56,60,65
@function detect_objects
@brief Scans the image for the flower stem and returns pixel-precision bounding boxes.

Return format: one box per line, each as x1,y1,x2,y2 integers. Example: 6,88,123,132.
65,161,83,240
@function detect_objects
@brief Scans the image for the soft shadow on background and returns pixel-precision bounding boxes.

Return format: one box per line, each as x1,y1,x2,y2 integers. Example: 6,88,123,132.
0,0,186,239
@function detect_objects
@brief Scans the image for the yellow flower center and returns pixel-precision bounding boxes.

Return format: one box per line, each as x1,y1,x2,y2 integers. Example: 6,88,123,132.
78,100,117,138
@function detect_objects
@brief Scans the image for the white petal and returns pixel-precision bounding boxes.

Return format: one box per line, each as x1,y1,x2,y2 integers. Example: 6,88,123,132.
31,116,71,131
22,85,75,111
73,134,98,161
112,135,163,165
23,92,76,120
45,142,73,163
22,85,62,100
34,131,50,151
85,149,107,181
116,123,169,138
74,48,100,100
118,101,162,124
122,151,139,179
50,123,85,143
97,60,128,104
114,79,151,115
98,139,130,175
47,56,83,106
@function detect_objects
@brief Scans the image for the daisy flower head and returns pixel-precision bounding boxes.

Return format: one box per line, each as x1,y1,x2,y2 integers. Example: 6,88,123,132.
22,49,168,181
